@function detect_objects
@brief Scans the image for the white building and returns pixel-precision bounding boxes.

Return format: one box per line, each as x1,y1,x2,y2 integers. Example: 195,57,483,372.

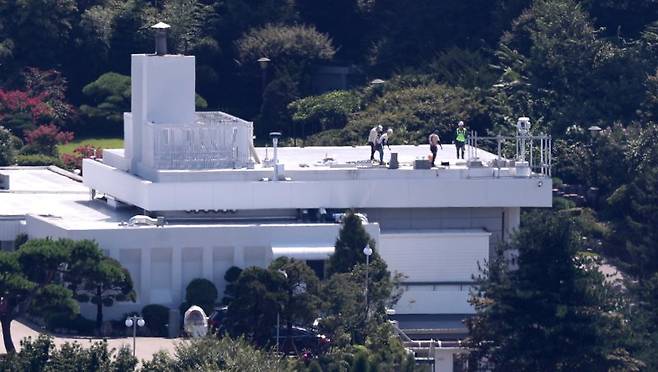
0,44,551,370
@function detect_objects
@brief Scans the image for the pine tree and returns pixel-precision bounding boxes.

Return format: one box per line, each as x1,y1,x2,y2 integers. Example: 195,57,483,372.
466,210,642,371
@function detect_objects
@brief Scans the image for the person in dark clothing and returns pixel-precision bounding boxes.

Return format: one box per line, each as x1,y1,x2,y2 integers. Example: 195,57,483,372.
368,125,383,161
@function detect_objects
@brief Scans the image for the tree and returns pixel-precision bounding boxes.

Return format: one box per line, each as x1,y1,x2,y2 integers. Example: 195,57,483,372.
307,80,488,146
221,266,243,305
0,0,77,72
288,90,361,136
80,72,131,133
161,0,212,54
22,124,74,157
0,126,17,166
0,239,78,353
225,259,320,350
224,266,283,345
183,278,218,315
0,335,137,371
466,210,641,371
269,257,321,352
65,240,135,334
490,0,646,134
236,24,335,65
327,212,376,275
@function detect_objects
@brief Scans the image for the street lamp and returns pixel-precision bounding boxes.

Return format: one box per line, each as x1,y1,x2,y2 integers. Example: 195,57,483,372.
257,57,271,94
125,315,145,358
587,126,602,206
363,245,373,319
275,269,288,353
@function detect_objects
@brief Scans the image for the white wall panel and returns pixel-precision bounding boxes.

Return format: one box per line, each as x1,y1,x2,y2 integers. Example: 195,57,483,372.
380,231,490,282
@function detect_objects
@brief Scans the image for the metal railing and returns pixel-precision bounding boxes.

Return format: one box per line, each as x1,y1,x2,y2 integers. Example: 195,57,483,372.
150,112,254,170
467,131,552,177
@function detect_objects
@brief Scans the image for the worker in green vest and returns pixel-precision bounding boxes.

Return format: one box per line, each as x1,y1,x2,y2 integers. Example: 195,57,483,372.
455,121,467,159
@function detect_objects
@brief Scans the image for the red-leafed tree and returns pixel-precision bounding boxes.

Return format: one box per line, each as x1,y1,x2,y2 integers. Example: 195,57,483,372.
0,90,54,134
23,124,74,157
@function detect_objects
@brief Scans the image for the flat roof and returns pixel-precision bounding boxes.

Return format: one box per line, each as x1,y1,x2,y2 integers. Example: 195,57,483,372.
256,144,495,169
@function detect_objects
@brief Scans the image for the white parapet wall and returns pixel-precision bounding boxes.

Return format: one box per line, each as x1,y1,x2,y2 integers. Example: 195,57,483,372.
83,159,552,211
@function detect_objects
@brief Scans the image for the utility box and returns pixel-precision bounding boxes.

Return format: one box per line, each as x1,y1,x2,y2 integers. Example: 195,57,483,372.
389,153,399,169
0,173,9,190
414,159,431,169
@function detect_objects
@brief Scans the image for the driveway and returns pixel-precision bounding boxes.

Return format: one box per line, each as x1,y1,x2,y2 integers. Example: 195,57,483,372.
0,320,178,361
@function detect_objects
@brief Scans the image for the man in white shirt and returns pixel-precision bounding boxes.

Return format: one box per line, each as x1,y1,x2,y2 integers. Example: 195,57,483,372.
368,125,383,161
376,128,393,164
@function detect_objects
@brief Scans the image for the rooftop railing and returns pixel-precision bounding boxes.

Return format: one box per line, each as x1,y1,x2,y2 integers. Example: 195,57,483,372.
467,130,552,177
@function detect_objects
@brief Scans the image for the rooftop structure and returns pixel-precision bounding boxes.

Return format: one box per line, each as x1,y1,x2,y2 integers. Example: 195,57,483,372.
0,34,552,369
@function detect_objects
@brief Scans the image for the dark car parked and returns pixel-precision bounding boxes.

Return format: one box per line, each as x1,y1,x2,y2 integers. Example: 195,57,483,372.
208,306,228,334
272,326,331,355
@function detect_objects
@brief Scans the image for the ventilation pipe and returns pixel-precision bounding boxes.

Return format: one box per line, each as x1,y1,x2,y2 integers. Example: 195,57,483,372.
151,22,171,56
270,132,282,181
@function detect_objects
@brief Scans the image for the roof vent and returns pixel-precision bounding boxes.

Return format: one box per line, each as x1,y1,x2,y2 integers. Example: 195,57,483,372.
151,22,171,56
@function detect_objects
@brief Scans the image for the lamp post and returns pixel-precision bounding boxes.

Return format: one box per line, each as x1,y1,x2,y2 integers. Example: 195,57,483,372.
587,125,602,206
275,269,288,353
257,57,271,95
125,315,145,358
363,245,373,320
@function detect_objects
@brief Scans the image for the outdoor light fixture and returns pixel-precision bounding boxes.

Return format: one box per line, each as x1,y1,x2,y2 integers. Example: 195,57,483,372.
370,78,385,85
125,315,146,357
363,245,373,320
588,125,602,138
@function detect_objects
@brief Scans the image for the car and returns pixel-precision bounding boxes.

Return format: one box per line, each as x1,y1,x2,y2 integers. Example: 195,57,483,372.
272,326,331,355
208,306,228,334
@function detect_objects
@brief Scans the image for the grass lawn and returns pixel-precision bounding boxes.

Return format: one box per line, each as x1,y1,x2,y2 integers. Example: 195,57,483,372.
58,138,124,155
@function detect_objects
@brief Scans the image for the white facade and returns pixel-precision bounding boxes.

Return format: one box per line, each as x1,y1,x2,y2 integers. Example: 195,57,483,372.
0,50,552,332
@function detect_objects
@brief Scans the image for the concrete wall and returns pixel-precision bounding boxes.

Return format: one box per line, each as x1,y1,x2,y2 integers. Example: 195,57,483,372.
25,216,380,319
83,160,553,212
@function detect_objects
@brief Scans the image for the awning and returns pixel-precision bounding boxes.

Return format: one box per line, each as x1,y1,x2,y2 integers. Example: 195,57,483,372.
271,245,335,261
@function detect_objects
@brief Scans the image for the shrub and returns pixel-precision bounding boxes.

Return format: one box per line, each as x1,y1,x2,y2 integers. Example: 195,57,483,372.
22,124,74,156
0,126,17,165
288,90,361,135
16,154,65,167
185,278,218,315
142,304,170,337
45,313,96,335
61,145,103,170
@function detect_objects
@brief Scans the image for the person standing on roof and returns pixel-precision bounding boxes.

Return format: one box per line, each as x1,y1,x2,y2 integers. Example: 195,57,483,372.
428,130,443,167
376,128,393,165
455,121,467,159
368,125,383,161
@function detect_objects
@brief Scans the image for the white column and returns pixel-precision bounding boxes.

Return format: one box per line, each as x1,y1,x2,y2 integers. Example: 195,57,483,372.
140,247,151,304
172,247,182,304
503,207,521,242
233,246,244,268
202,246,213,280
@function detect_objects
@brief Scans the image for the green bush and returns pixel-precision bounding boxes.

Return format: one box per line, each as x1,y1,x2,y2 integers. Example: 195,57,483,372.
45,313,96,335
185,278,218,315
0,126,17,166
15,154,65,168
142,304,170,337
289,90,361,135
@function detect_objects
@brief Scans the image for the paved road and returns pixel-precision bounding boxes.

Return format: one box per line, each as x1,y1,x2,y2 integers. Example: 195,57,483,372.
0,320,178,361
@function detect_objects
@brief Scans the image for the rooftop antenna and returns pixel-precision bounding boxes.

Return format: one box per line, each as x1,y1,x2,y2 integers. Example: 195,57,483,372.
516,117,531,161
270,132,282,181
151,22,171,56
